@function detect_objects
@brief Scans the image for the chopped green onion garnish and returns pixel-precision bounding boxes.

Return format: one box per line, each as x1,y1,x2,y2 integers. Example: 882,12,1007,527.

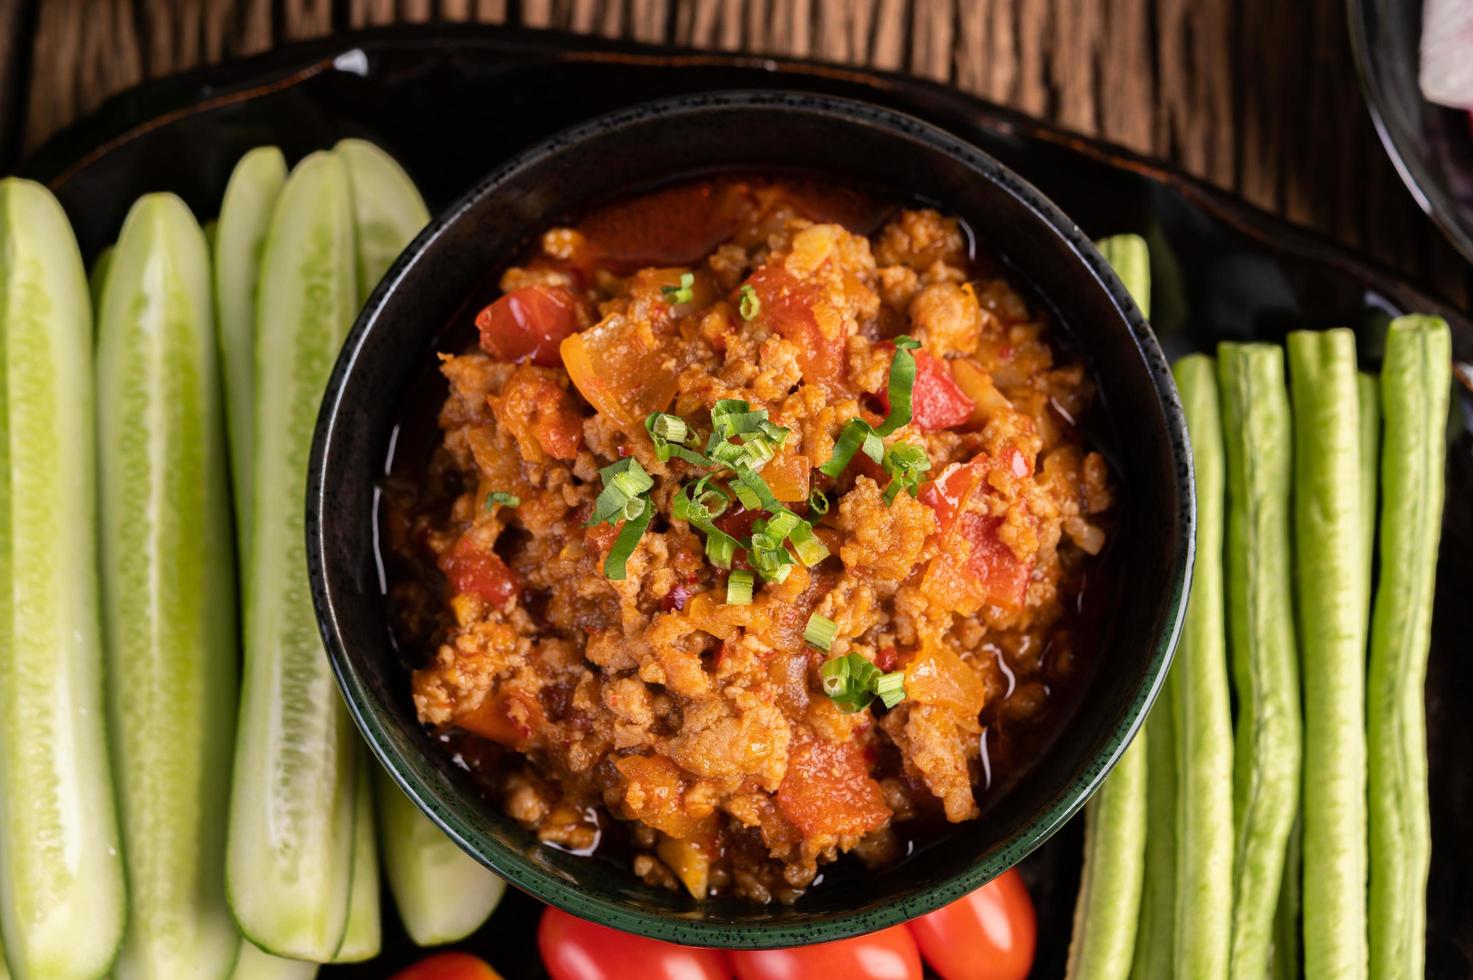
739,284,761,320
807,488,830,515
603,504,652,581
788,522,830,567
485,491,520,509
874,336,920,436
818,419,884,479
662,271,695,304
731,480,761,510
726,569,754,605
588,458,653,526
765,509,801,540
819,652,903,713
645,411,710,465
881,442,932,504
816,339,924,480
804,613,839,652
649,412,687,443
705,528,738,568
756,419,789,446
875,670,908,709
733,464,778,511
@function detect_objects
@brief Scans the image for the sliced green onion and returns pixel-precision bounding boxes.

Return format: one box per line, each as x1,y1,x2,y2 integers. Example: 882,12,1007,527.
881,442,932,504
588,458,653,526
733,464,779,511
726,570,754,606
603,505,652,581
709,439,748,469
662,271,694,304
756,420,789,446
485,491,520,510
875,671,907,709
739,284,761,320
648,412,687,443
875,336,920,437
705,529,738,569
819,653,886,713
808,488,830,515
789,522,830,567
645,412,709,466
818,419,881,478
804,614,839,652
765,509,802,540
731,481,762,510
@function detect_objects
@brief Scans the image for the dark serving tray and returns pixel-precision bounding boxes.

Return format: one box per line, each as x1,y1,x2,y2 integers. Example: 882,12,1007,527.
16,25,1471,979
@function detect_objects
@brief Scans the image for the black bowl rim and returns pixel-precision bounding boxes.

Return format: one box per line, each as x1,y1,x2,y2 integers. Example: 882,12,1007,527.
1347,0,1473,263
307,88,1194,946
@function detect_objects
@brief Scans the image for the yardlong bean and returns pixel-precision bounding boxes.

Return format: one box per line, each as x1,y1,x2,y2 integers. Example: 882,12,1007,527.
1067,735,1148,980
1358,373,1380,591
1170,355,1234,980
1367,316,1450,980
1287,328,1368,980
1218,343,1301,980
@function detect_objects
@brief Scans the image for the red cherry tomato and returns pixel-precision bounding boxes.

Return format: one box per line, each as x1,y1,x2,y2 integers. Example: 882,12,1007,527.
476,284,582,366
906,870,1037,980
538,906,732,980
729,925,922,980
391,951,502,980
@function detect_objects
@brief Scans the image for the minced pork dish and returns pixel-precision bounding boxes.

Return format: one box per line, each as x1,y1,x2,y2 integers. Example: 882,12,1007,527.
383,176,1113,904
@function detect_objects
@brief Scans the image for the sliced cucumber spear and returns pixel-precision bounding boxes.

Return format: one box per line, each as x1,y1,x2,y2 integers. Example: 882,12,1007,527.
0,178,126,980
377,770,506,945
334,138,430,304
229,943,318,980
226,150,360,961
96,193,241,979
213,146,287,556
88,244,114,324
331,751,381,964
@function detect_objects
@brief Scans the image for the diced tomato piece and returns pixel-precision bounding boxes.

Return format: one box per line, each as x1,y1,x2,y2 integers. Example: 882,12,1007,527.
919,461,986,533
457,689,545,748
439,534,519,605
745,266,845,387
560,313,679,432
760,448,811,503
922,513,1031,613
905,641,987,716
878,348,974,430
615,755,710,840
775,734,890,839
476,285,582,367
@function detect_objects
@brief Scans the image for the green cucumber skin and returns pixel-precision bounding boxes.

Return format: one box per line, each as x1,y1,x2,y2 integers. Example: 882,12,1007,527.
333,139,431,305
377,769,506,946
331,751,381,964
213,146,287,557
89,245,114,328
229,943,317,980
1066,733,1147,980
226,150,359,961
1170,355,1234,980
0,178,126,980
1287,329,1368,980
96,194,241,980
1217,344,1302,980
1367,317,1450,980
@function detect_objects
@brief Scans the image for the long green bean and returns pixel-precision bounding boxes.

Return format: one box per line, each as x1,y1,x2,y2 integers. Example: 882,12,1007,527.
1358,372,1379,590
1367,316,1450,980
1272,823,1302,980
1218,343,1301,980
1066,735,1148,980
1129,699,1177,980
1170,355,1234,980
1287,328,1368,980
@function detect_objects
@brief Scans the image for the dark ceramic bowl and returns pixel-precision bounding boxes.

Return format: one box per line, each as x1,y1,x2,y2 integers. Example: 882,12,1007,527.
307,89,1193,947
1349,0,1473,262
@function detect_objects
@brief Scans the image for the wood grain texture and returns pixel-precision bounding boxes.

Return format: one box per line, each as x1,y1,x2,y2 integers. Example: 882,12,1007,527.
4,0,1468,305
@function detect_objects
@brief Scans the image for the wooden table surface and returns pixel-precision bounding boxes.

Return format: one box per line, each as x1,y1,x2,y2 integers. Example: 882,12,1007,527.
1,0,1468,306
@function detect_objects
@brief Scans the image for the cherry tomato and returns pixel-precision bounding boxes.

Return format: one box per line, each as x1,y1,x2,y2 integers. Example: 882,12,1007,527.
906,870,1037,980
391,951,502,980
729,925,922,980
538,906,732,980
476,284,582,366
